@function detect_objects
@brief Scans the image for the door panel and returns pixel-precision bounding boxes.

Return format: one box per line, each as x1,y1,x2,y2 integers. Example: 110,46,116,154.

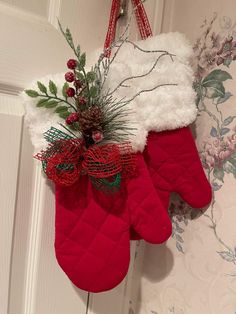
0,0,49,16
0,1,160,313
0,95,24,314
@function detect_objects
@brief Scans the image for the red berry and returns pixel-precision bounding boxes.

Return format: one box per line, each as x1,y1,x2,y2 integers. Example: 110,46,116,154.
65,113,79,125
74,80,82,88
67,59,77,70
66,87,75,97
92,130,103,143
65,72,75,82
78,97,87,105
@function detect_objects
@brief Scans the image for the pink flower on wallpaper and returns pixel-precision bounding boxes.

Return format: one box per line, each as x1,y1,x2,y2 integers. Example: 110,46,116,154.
216,36,236,66
202,134,236,169
198,48,218,69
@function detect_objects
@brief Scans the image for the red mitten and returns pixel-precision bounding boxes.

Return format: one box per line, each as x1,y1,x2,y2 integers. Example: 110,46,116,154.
127,153,172,244
55,153,172,293
143,127,212,210
130,127,212,241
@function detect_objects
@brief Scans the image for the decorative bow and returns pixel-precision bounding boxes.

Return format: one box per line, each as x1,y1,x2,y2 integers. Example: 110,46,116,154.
34,128,136,192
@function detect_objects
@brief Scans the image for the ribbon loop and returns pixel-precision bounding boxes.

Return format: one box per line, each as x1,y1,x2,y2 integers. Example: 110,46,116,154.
104,0,153,58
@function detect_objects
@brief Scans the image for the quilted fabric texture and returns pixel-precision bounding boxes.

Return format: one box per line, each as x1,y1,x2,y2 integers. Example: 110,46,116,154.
143,127,212,209
130,127,212,241
55,153,172,292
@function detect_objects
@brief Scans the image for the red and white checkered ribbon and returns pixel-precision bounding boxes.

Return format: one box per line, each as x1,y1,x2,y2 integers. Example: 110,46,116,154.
104,0,152,57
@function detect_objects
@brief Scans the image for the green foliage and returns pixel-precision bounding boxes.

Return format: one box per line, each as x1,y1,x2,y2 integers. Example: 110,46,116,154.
37,81,47,94
58,20,76,53
62,82,69,98
25,22,133,145
223,57,232,67
78,53,86,70
213,167,224,182
205,81,225,98
222,116,236,126
195,69,233,106
76,72,84,81
36,99,48,107
59,111,70,119
87,71,96,82
44,100,59,108
25,90,39,97
76,44,80,56
55,106,68,113
201,69,232,99
49,80,57,96
89,86,98,98
202,69,232,83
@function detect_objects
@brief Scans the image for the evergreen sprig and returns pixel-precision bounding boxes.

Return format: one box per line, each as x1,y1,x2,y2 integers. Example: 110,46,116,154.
25,80,75,120
26,20,170,145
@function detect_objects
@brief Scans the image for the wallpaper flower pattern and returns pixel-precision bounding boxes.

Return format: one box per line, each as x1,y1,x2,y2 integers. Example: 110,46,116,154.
137,14,236,314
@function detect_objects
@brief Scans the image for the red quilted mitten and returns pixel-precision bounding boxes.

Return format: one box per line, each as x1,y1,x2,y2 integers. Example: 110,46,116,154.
130,126,212,241
55,153,172,293
128,153,172,244
143,127,212,209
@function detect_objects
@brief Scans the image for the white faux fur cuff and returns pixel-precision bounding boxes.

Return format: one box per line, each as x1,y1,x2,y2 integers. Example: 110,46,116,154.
22,32,197,153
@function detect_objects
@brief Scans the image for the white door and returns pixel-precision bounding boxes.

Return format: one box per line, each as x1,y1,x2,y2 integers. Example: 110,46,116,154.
0,0,160,313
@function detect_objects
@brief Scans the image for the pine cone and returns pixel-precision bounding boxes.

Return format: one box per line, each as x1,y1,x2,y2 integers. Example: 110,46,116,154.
79,106,103,132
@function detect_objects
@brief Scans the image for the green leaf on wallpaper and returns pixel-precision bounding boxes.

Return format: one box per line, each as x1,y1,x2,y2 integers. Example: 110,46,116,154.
175,234,184,243
176,242,184,254
223,56,232,67
213,167,224,182
228,157,236,167
212,182,222,191
175,222,184,233
210,126,218,137
215,92,233,105
217,250,235,262
205,81,225,98
220,127,230,135
223,161,235,174
202,69,232,84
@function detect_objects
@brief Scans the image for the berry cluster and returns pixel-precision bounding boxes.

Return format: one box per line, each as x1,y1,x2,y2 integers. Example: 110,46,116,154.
63,58,103,144
64,59,84,99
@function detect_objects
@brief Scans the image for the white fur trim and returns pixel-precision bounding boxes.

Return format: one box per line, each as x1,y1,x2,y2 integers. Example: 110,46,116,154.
22,32,197,153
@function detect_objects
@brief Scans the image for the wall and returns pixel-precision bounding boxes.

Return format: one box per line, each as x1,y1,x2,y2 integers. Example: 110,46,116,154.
138,1,236,313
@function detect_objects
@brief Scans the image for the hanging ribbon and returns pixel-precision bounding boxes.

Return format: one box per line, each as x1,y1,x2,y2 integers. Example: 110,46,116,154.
104,0,121,57
104,0,153,57
131,0,152,39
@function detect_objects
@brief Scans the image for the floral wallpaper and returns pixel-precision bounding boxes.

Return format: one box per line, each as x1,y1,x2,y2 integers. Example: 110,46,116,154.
135,13,236,314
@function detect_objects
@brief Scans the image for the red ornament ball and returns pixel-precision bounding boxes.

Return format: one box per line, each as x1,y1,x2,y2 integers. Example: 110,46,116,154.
78,97,87,105
65,72,75,82
92,130,104,143
67,59,77,70
66,87,76,97
65,112,79,125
